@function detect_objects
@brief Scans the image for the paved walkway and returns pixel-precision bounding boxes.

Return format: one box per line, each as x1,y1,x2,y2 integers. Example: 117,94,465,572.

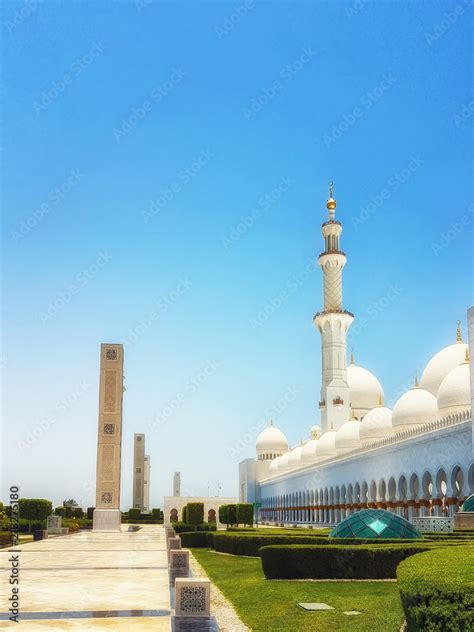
0,525,171,630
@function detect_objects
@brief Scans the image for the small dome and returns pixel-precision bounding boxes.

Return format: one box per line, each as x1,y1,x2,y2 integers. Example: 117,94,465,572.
269,456,281,472
347,363,384,415
420,341,468,396
315,430,337,459
301,438,319,461
360,406,393,442
277,452,291,471
288,444,303,466
310,424,321,439
392,385,438,428
330,509,422,539
335,420,361,452
437,361,471,416
256,423,289,456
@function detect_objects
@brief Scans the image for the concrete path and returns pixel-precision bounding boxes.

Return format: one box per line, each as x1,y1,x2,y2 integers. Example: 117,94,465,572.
0,525,171,630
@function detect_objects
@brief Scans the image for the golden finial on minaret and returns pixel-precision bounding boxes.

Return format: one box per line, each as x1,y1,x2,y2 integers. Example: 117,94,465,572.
465,348,470,363
326,181,336,212
351,409,357,420
414,375,419,388
456,320,462,343
350,348,355,365
378,394,384,406
269,419,273,426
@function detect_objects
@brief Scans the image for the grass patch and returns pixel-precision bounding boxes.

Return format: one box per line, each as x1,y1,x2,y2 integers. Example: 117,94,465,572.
192,548,404,631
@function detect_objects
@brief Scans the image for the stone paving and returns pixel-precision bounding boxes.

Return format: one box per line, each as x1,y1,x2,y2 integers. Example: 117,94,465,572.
0,525,171,630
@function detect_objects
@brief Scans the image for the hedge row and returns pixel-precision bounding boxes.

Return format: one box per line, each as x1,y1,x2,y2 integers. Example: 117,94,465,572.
0,532,12,547
219,504,253,526
397,546,474,631
260,544,433,579
179,532,215,548
172,522,217,534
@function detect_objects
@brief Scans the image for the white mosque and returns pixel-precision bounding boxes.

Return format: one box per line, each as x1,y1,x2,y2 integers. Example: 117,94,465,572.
239,186,473,525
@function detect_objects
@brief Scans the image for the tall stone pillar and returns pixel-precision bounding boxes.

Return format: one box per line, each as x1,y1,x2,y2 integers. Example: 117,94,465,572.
143,455,150,512
133,434,145,510
173,471,181,496
93,344,124,531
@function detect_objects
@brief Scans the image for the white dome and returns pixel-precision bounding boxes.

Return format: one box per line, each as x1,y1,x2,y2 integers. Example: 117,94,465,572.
288,445,303,466
301,438,319,461
315,430,337,459
360,406,393,442
438,361,471,416
347,364,384,414
392,386,438,428
269,456,281,472
420,342,468,396
256,424,289,455
335,420,361,452
277,452,291,471
310,425,321,439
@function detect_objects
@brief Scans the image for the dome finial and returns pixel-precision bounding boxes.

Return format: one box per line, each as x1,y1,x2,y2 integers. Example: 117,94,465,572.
269,418,273,426
414,375,419,388
351,409,357,420
350,348,355,365
378,394,384,406
326,181,336,217
456,320,462,343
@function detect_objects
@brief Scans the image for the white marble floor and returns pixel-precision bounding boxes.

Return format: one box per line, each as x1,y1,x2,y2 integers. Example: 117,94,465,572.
0,525,171,630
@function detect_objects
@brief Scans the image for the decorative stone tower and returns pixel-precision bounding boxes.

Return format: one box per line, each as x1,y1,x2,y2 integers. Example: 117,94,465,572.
93,343,125,531
143,455,150,512
173,471,181,497
133,434,145,510
313,184,353,432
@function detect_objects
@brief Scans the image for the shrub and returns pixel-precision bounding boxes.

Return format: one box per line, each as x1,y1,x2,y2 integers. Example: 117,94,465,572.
173,522,217,534
227,504,237,526
237,503,253,527
151,508,162,520
72,508,84,519
128,508,141,520
179,531,213,547
182,505,188,523
187,503,204,526
0,532,12,547
260,544,432,579
18,499,52,521
87,507,95,520
54,506,65,517
219,505,228,525
397,545,474,631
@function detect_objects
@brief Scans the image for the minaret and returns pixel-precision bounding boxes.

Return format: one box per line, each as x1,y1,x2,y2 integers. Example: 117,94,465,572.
313,183,354,432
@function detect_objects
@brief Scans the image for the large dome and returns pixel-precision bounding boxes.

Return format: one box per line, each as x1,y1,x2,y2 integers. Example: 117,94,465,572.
256,423,289,456
360,406,393,443
420,340,468,397
437,360,471,416
315,430,337,459
347,363,384,416
392,385,438,428
330,509,422,539
335,419,361,452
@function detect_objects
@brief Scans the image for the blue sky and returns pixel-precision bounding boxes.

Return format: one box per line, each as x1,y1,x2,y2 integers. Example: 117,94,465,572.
2,0,472,510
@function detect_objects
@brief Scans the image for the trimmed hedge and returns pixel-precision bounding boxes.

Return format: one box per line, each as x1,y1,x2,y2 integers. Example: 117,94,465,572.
397,545,474,631
128,508,141,520
0,532,12,547
172,522,217,534
182,506,188,523
260,544,432,579
236,503,254,527
179,531,215,548
187,503,204,526
18,498,52,521
151,508,163,520
227,504,237,526
211,533,435,557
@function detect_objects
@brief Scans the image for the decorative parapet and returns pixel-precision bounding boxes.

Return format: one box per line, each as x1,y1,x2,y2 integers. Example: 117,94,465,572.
412,517,454,533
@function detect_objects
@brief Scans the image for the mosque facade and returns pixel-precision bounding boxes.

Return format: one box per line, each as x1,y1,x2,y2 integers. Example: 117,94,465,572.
239,187,473,524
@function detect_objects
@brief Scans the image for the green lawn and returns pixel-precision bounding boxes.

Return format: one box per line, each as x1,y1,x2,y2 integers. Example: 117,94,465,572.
192,548,405,632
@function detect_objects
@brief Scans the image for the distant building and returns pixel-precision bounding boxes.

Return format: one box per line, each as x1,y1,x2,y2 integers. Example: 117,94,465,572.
133,433,145,510
143,455,150,512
